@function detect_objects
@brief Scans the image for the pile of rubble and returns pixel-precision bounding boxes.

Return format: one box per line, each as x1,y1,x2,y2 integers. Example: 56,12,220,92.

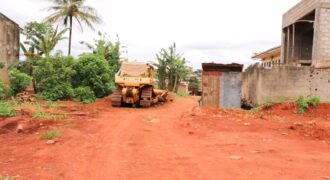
15,91,36,103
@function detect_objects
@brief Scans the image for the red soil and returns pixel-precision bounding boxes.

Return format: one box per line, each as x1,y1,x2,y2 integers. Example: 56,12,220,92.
0,97,330,180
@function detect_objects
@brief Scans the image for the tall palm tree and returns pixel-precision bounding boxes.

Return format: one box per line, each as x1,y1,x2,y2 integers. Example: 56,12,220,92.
44,0,101,55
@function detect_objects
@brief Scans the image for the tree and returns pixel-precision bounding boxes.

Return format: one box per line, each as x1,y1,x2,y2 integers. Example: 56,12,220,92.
21,21,67,58
19,22,67,93
81,32,121,75
44,0,101,55
155,43,189,92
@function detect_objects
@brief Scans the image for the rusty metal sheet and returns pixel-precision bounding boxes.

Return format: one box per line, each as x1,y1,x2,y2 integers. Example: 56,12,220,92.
202,71,221,108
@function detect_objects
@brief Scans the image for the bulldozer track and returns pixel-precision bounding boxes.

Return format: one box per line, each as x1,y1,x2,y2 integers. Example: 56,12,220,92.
140,86,153,107
112,87,123,107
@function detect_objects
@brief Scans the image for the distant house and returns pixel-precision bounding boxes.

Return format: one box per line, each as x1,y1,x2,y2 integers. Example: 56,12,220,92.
0,13,20,83
252,46,281,69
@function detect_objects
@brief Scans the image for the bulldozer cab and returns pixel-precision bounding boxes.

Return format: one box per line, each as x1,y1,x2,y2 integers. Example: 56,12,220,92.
118,62,154,78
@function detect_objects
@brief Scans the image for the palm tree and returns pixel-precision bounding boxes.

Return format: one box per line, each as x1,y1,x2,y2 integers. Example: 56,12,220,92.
44,0,101,55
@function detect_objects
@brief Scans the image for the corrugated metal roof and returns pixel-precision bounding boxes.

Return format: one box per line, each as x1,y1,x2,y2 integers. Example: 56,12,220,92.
252,46,281,60
202,63,243,72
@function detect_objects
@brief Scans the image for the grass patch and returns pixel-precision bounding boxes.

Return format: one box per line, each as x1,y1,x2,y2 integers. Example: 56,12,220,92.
0,176,16,180
176,91,189,97
32,110,65,120
45,101,67,108
0,101,16,117
40,129,62,140
296,96,320,114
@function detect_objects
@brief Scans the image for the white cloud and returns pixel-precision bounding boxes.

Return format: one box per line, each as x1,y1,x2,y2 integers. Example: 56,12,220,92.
0,0,300,69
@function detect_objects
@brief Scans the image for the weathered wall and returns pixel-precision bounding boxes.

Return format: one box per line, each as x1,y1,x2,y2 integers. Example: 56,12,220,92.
202,71,242,108
314,7,330,67
0,14,20,83
202,71,220,108
242,65,330,105
282,0,330,28
220,72,242,108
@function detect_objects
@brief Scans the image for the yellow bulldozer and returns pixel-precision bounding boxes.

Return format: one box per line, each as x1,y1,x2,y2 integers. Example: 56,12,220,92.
112,62,168,107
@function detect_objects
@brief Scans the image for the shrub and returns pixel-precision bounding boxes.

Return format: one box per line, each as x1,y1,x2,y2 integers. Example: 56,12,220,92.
73,54,114,98
0,61,4,69
32,110,65,120
0,80,13,100
296,96,321,114
40,129,62,140
8,69,32,94
0,176,16,180
45,101,67,108
34,56,76,100
177,91,189,97
73,86,96,104
0,101,16,117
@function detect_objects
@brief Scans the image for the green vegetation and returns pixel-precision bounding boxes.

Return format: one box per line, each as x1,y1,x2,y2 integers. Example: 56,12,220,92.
155,43,190,93
20,21,67,58
45,101,67,108
0,101,16,117
73,54,114,98
73,86,96,104
176,91,189,97
296,96,321,114
0,81,12,100
32,109,65,120
0,61,4,69
44,0,101,55
8,69,32,94
41,129,62,140
0,176,16,180
188,70,201,95
81,32,121,77
34,55,76,100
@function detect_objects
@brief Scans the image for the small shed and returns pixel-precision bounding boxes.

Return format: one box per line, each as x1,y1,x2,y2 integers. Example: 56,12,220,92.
202,63,243,108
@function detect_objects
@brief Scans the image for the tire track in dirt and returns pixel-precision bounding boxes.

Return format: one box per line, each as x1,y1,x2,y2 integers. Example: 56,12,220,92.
80,98,204,180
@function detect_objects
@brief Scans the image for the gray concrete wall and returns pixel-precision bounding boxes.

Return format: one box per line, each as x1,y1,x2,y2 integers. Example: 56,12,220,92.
282,0,330,28
220,72,242,108
0,14,20,83
242,65,330,105
313,7,330,67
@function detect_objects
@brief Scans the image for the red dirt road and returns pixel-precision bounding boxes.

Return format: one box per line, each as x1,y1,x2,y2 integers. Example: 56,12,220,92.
1,97,330,180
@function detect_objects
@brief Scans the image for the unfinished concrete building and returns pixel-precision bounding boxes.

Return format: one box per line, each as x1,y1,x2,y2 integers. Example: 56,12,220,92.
242,0,330,105
281,0,330,68
0,13,20,83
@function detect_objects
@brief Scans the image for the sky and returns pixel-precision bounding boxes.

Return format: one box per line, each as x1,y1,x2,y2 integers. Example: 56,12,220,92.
0,0,300,70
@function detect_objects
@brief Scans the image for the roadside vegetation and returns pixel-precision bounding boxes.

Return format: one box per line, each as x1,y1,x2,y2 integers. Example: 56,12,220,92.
0,176,16,180
260,96,321,115
0,101,16,117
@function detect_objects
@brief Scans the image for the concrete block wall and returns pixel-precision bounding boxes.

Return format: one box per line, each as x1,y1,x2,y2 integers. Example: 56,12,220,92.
0,14,20,83
242,65,330,105
282,0,319,27
314,7,330,67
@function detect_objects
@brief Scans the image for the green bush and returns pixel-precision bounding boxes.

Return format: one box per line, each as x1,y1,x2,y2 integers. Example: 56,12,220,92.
34,56,76,100
73,86,96,104
0,80,13,100
296,96,321,114
176,91,189,97
73,54,114,98
0,61,4,69
8,69,32,94
0,101,16,117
